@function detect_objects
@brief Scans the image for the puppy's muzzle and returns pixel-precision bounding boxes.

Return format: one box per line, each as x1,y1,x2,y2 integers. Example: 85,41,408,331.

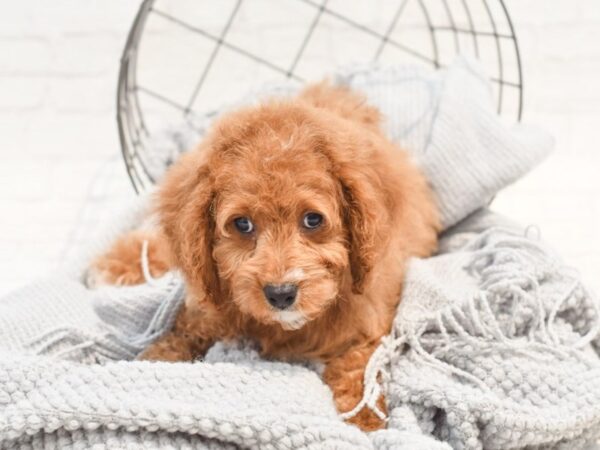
263,283,297,310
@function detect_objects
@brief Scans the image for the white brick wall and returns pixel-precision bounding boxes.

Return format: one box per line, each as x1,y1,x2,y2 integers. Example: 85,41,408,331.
0,0,598,295
0,1,140,292
495,0,600,292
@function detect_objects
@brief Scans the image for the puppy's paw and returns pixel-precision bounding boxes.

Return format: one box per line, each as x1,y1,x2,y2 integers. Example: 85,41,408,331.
346,402,387,432
336,390,387,431
137,339,192,362
137,332,211,362
86,230,170,289
86,259,144,288
324,343,387,432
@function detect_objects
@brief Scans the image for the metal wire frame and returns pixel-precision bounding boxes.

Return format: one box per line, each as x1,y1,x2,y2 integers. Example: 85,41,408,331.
118,0,524,193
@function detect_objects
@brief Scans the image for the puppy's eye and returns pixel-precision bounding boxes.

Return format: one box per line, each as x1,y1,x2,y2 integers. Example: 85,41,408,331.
234,217,254,234
302,212,323,230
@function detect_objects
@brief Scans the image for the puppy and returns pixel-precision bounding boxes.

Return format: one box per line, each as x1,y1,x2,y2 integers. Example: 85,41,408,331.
89,82,440,431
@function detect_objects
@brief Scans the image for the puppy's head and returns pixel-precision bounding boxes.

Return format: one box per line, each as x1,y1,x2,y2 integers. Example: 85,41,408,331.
159,100,437,331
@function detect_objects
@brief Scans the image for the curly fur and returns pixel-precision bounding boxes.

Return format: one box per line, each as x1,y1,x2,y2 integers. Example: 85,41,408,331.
89,82,440,431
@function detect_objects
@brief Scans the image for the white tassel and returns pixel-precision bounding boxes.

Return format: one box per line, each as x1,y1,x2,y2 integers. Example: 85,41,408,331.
141,239,160,287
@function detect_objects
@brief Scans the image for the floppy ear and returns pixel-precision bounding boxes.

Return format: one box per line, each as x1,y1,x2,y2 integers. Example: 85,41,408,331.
331,133,439,295
157,150,221,303
338,158,391,294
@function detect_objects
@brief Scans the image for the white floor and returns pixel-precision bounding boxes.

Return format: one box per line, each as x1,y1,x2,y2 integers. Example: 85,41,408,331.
0,0,599,296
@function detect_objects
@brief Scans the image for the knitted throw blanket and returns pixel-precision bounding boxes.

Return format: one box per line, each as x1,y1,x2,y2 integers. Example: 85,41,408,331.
3,211,600,449
5,59,598,449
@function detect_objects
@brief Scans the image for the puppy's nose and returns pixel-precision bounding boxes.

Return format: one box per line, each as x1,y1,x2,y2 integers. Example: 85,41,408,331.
263,283,297,310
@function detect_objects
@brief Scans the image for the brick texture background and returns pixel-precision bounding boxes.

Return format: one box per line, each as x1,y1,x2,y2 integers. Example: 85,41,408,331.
0,0,598,295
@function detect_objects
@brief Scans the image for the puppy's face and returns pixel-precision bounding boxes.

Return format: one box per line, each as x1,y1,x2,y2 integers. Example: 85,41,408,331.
211,137,349,330
159,101,435,332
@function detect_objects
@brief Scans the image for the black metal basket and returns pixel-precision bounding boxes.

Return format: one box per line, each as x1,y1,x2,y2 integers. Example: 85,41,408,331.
118,0,523,193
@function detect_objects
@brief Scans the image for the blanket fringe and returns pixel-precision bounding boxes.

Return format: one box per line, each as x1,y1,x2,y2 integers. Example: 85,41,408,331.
141,239,160,287
343,227,600,421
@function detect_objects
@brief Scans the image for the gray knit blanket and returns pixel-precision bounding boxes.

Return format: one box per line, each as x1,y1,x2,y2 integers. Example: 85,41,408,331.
4,59,599,449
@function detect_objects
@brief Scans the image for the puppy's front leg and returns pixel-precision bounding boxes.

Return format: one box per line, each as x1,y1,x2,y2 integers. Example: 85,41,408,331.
323,342,387,431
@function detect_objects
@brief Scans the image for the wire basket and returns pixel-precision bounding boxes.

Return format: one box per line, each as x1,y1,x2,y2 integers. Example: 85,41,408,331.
118,0,523,193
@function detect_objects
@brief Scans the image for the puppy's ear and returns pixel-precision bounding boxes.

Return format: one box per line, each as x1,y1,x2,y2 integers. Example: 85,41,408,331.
332,134,439,295
157,150,221,303
337,158,389,294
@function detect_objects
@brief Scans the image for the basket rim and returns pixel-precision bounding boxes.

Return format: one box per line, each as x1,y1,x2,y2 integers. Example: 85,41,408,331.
117,0,524,194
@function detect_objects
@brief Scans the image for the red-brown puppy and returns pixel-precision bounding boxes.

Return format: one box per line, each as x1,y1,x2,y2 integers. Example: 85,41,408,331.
89,83,440,430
